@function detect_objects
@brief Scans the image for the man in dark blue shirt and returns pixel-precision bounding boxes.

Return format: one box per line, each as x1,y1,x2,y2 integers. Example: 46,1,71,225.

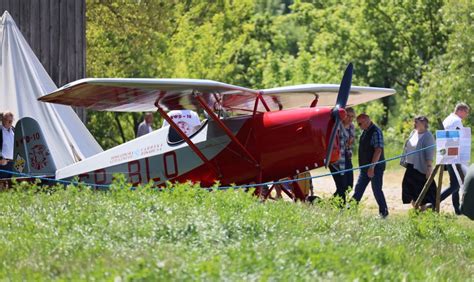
352,113,389,218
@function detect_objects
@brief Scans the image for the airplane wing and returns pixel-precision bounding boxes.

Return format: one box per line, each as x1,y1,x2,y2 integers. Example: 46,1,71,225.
259,84,396,109
38,78,259,112
38,78,395,112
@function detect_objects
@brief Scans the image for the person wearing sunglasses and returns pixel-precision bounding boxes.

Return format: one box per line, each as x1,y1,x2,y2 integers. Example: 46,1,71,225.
400,116,436,209
0,111,15,179
352,113,389,218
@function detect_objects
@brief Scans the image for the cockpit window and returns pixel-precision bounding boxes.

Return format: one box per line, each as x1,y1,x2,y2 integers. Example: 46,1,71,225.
167,119,208,145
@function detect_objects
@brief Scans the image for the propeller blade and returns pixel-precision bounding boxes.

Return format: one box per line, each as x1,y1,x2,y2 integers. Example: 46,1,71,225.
336,63,353,108
324,63,353,168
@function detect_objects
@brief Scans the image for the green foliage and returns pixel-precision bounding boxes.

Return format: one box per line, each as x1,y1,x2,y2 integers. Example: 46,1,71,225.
418,0,474,125
0,183,473,279
84,0,473,150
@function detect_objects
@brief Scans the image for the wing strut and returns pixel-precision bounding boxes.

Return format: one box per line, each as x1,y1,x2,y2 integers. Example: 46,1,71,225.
252,95,260,118
258,92,271,112
194,94,260,167
155,104,220,177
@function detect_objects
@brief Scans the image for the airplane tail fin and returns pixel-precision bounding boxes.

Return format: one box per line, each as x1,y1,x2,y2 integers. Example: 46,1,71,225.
13,117,56,176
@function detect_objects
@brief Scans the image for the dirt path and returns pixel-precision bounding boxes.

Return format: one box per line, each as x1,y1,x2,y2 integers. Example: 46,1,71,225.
310,168,459,215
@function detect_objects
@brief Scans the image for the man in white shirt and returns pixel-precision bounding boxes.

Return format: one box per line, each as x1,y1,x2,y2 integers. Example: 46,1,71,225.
162,110,201,137
440,102,470,214
136,112,154,138
0,112,15,179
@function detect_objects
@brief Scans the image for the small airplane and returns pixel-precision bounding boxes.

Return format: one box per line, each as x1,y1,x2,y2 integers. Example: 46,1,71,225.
10,63,395,200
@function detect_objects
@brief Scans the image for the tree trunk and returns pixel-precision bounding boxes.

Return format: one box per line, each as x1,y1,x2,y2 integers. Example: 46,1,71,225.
380,77,393,126
114,113,127,143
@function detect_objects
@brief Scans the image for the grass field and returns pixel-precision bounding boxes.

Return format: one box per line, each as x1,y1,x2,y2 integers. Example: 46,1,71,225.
0,180,473,281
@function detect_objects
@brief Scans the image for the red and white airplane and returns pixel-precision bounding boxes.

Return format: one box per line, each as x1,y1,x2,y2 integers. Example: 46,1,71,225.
12,64,395,199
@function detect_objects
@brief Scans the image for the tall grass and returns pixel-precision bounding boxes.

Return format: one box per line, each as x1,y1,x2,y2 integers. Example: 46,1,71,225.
0,179,473,280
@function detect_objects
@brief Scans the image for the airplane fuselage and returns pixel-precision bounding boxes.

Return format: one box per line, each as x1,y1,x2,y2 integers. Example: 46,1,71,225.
57,107,340,187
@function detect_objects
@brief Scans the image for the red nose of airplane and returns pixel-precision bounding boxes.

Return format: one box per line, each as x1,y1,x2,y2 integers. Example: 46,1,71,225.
308,107,342,167
253,107,342,180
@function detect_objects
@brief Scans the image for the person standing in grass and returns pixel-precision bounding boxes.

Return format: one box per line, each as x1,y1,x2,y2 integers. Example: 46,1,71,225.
440,102,470,215
0,111,15,179
352,113,389,218
329,108,355,205
400,116,436,209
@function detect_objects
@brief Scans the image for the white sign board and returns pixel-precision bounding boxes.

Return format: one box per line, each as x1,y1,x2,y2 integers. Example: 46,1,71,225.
436,128,471,165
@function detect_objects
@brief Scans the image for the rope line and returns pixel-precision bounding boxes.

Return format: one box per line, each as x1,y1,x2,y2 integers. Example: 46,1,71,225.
0,144,436,190
214,144,436,190
0,169,110,188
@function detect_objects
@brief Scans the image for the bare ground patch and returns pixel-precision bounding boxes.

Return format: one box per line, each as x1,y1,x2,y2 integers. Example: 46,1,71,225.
310,167,460,215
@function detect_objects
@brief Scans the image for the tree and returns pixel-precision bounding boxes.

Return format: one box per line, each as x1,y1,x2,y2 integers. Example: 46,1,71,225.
84,0,471,149
418,0,474,125
86,0,181,148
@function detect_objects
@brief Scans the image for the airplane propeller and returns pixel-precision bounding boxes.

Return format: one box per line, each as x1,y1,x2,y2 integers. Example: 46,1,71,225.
324,63,353,168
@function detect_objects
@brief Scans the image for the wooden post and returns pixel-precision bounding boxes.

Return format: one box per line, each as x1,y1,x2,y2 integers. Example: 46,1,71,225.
416,163,465,212
414,165,441,209
435,165,444,212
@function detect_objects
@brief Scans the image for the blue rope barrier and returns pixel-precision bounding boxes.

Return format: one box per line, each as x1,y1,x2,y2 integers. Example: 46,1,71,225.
0,144,436,191
213,144,436,190
0,169,110,189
